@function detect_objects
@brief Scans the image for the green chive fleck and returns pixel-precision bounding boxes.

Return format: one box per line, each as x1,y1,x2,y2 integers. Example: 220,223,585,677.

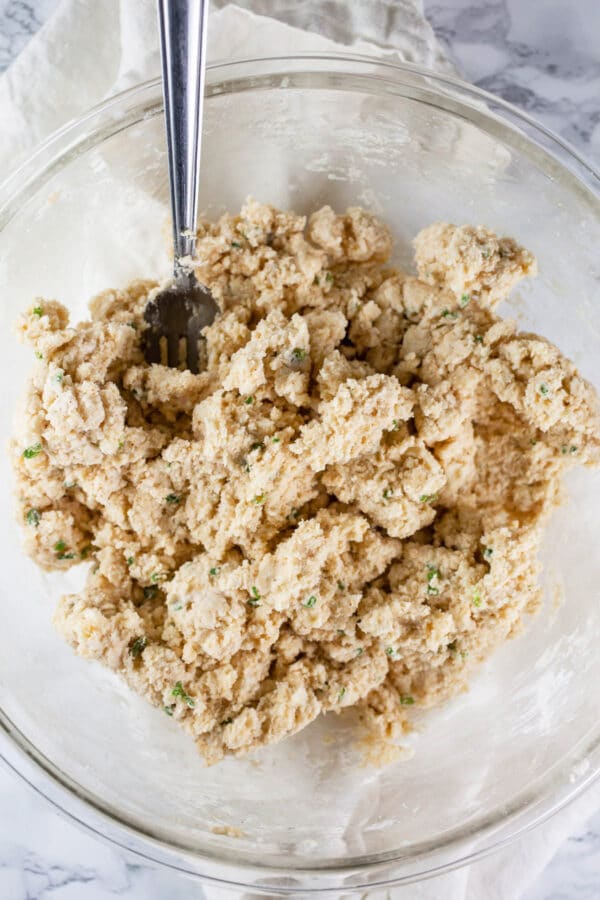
172,681,195,708
23,442,42,459
356,647,364,656
34,351,43,360
447,640,458,652
441,309,459,320
253,493,266,505
391,419,400,431
165,493,181,504
26,509,40,527
303,595,317,608
473,589,482,608
386,647,397,658
459,294,470,307
325,272,334,284
126,556,134,566
337,581,345,591
248,585,261,606
129,637,147,658
221,717,233,726
32,306,43,317
163,704,175,716
419,493,439,504
54,370,64,383
54,541,66,552
483,547,493,561
539,383,550,397
244,395,254,405
209,566,221,577
291,347,307,362
400,696,415,705
272,437,280,443
143,585,159,600
338,687,346,701
474,335,484,344
231,241,242,249
426,564,440,596
382,488,393,500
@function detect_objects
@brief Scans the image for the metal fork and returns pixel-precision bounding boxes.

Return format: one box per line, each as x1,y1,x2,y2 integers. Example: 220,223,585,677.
143,0,219,374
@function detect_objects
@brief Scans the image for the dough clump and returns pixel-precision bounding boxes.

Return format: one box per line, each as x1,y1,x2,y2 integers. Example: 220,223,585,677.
12,201,600,764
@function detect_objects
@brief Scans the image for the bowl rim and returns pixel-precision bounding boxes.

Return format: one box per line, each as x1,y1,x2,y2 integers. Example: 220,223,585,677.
1,51,600,891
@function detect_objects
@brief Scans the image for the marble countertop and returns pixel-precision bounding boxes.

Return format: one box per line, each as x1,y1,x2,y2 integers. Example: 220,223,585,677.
0,0,599,897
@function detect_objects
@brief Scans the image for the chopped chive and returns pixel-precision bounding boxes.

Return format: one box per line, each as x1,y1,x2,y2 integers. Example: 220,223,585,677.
209,566,220,577
400,696,415,705
447,640,458,652
172,681,195,708
143,585,158,600
441,309,459,320
253,493,266,505
426,564,440,596
129,637,147,658
356,647,364,656
474,334,484,344
337,581,345,591
291,347,307,362
231,241,242,249
54,540,66,552
391,419,400,431
459,294,470,307
165,493,181,504
272,437,280,443
23,442,42,459
34,351,43,360
386,647,397,658
382,488,393,500
244,395,254,405
221,717,233,726
32,306,43,317
419,493,439,504
303,595,317,608
54,370,64,383
473,589,482,608
538,382,550,397
163,704,175,716
337,687,346,701
483,547,493,561
26,509,40,527
248,585,261,606
126,556,134,566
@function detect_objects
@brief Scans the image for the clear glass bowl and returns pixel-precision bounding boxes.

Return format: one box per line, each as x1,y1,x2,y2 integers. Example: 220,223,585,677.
1,55,599,893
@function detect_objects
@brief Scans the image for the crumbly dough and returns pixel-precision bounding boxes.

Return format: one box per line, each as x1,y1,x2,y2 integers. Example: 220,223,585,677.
12,201,600,765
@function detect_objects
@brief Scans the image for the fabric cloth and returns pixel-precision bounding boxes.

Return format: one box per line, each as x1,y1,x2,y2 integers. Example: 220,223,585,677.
1,1,599,897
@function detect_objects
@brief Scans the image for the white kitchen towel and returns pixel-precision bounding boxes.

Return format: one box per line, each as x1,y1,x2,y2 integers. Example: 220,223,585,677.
1,2,599,898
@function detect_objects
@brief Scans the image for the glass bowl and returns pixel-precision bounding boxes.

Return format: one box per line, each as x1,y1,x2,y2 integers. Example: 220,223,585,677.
0,55,599,893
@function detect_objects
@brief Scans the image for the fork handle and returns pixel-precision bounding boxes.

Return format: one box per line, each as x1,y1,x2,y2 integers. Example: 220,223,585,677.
157,0,209,270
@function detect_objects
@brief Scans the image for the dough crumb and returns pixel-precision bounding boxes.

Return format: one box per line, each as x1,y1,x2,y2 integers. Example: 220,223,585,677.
12,201,600,765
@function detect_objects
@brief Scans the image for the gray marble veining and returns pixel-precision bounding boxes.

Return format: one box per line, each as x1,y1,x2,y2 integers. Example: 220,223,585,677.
0,0,599,898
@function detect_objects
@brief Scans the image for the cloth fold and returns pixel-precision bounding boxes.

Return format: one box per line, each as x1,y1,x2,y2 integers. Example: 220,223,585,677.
1,2,598,898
